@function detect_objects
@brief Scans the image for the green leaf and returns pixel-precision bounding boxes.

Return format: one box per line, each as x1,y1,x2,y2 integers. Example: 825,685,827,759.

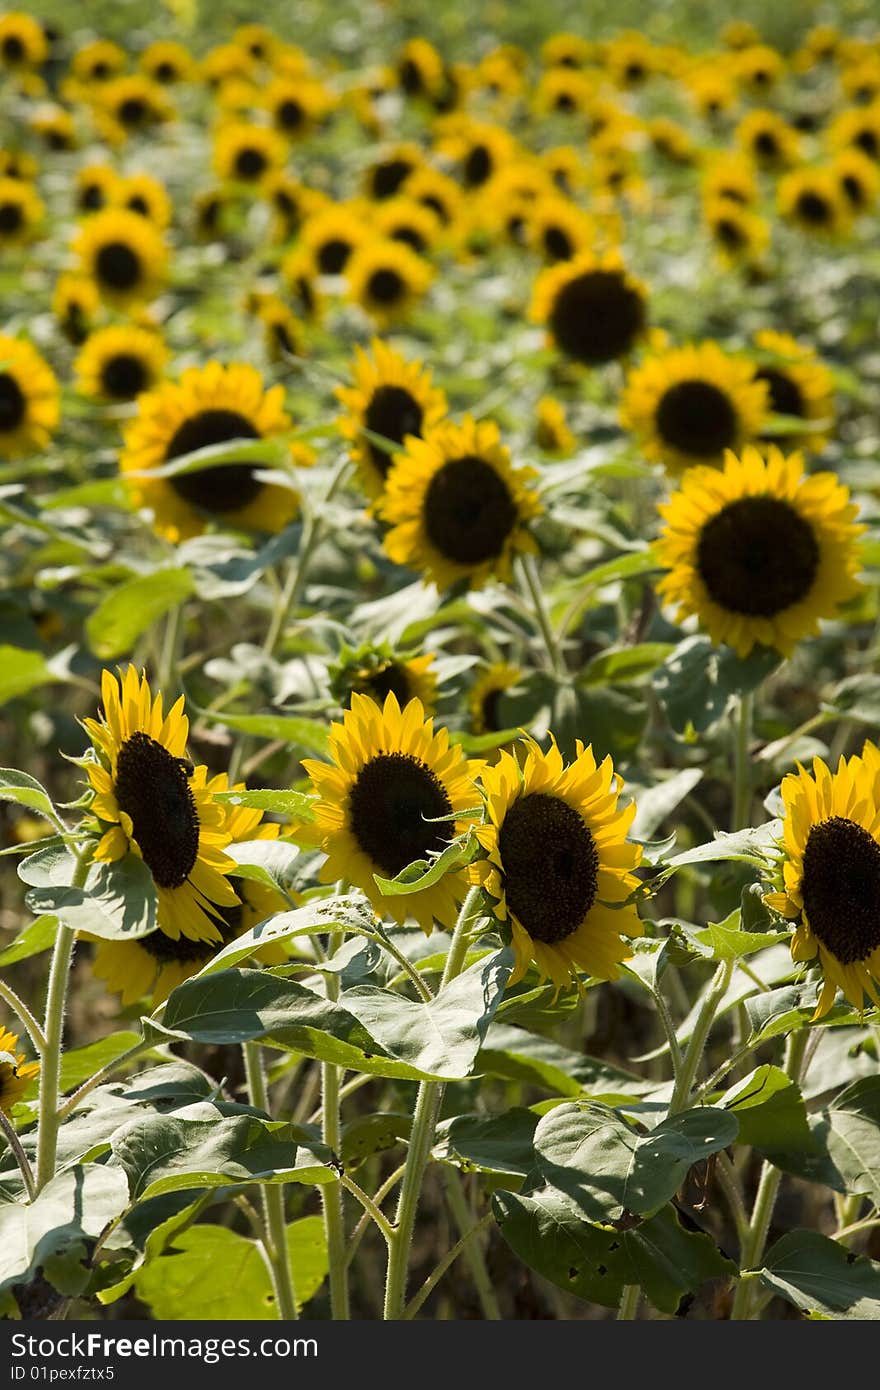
129,435,287,480
662,824,781,874
822,673,880,727
478,1023,655,1101
200,709,329,753
688,911,790,963
493,1188,734,1312
443,1108,538,1177
0,1165,130,1295
372,834,479,895
226,839,300,895
532,1102,738,1221
191,897,376,978
765,1076,880,1201
0,913,57,967
85,569,194,660
0,769,60,825
213,788,315,819
26,855,157,940
757,1230,880,1319
720,1065,814,1153
341,1113,411,1168
655,636,781,735
627,768,702,841
135,1218,327,1319
110,1111,335,1201
582,643,675,686
0,647,51,706
59,1032,141,1093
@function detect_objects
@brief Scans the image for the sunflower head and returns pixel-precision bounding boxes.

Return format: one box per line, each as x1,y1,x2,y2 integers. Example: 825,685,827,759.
140,40,195,85
0,334,59,458
535,396,575,455
469,663,521,738
704,197,770,267
0,12,47,68
72,207,168,307
302,691,481,933
472,737,642,988
345,237,434,327
736,110,800,168
83,667,240,942
778,168,853,237
301,202,371,275
74,162,118,215
330,643,438,714
0,1025,39,1114
765,747,880,1018
0,176,42,244
335,338,448,502
656,445,864,658
213,121,287,187
531,250,648,368
752,329,835,452
119,361,297,542
832,148,880,212
74,324,168,403
381,415,542,592
114,173,172,229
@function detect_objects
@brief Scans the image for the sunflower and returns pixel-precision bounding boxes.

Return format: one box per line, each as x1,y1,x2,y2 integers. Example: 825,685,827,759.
253,294,304,363
828,105,880,162
345,238,433,327
736,110,800,169
233,23,278,64
535,396,575,455
96,75,173,144
832,148,880,212
469,663,521,736
0,177,42,245
532,67,594,117
721,20,761,49
620,341,768,474
439,120,516,190
606,33,655,88
541,33,594,69
526,196,594,263
381,415,541,592
213,121,287,187
397,37,445,99
752,330,835,452
262,171,316,241
83,667,240,943
531,249,648,368
74,162,118,215
655,445,863,658
335,338,448,501
0,148,37,182
703,197,770,266
301,203,371,275
735,43,784,93
280,244,323,322
0,1025,39,1114
114,173,172,229
472,737,641,988
403,166,463,230
69,39,126,86
30,107,76,151
74,324,168,403
119,361,297,542
0,335,59,458
330,644,438,714
140,40,194,85
0,12,47,69
72,208,168,307
687,67,738,120
52,273,100,345
373,197,442,256
764,747,880,1018
778,168,852,236
302,692,479,933
701,155,758,208
201,42,256,92
647,117,695,165
363,143,424,201
263,75,331,139
91,773,287,1006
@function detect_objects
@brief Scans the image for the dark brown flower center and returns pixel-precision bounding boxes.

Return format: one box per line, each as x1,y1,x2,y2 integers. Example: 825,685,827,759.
544,225,573,260
716,216,745,249
463,144,492,187
367,267,405,304
364,385,424,476
370,158,413,200
549,269,646,366
801,816,880,965
360,662,412,706
796,190,831,224
114,731,200,889
234,146,267,180
756,367,805,419
696,495,820,617
118,97,148,126
317,237,352,274
100,352,149,400
424,454,517,566
277,98,304,130
498,792,599,943
95,241,141,291
0,201,23,234
166,409,263,514
141,902,242,963
348,752,453,877
656,379,738,457
0,373,26,432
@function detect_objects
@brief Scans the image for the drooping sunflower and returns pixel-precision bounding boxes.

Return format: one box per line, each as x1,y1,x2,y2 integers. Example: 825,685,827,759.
253,294,304,364
0,12,46,69
469,663,521,737
535,396,575,455
472,738,642,988
91,773,287,1006
397,37,445,100
0,334,59,458
620,341,769,474
83,667,240,942
0,1025,39,1113
335,338,448,502
302,691,480,933
647,117,695,165
114,173,172,229
764,747,880,1018
531,250,648,368
140,40,195,86
398,166,463,231
655,445,863,658
280,244,324,322
381,415,541,592
701,155,758,208
532,67,595,117
74,324,168,403
541,33,594,69
703,197,770,267
344,238,434,327
752,330,835,452
72,207,168,307
687,67,738,120
213,121,287,187
0,177,42,245
735,43,784,94
119,362,297,542
330,644,438,714
777,168,852,236
52,273,100,344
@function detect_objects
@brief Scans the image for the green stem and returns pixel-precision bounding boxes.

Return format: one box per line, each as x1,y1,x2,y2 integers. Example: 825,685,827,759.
668,958,735,1115
617,1284,641,1320
383,887,482,1320
242,1041,299,1321
520,553,565,675
443,1169,501,1319
56,1039,152,1122
320,933,350,1321
346,1164,405,1271
729,1027,810,1320
732,691,753,832
403,1213,493,1321
34,848,93,1194
0,1106,36,1201
715,1151,751,1256
340,1173,395,1246
0,979,47,1054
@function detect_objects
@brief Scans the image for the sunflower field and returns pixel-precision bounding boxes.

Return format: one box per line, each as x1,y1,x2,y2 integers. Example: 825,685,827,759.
1,0,880,1330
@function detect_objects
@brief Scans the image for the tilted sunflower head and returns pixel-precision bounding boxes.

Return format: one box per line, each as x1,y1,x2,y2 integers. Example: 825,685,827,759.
119,361,297,542
472,736,642,988
468,663,521,740
530,250,649,368
0,334,59,459
0,1024,39,1113
82,667,240,944
302,691,482,934
752,329,835,452
329,643,439,714
655,445,864,658
380,415,542,592
0,12,47,69
0,176,42,244
335,338,448,502
51,273,99,344
765,745,880,1018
